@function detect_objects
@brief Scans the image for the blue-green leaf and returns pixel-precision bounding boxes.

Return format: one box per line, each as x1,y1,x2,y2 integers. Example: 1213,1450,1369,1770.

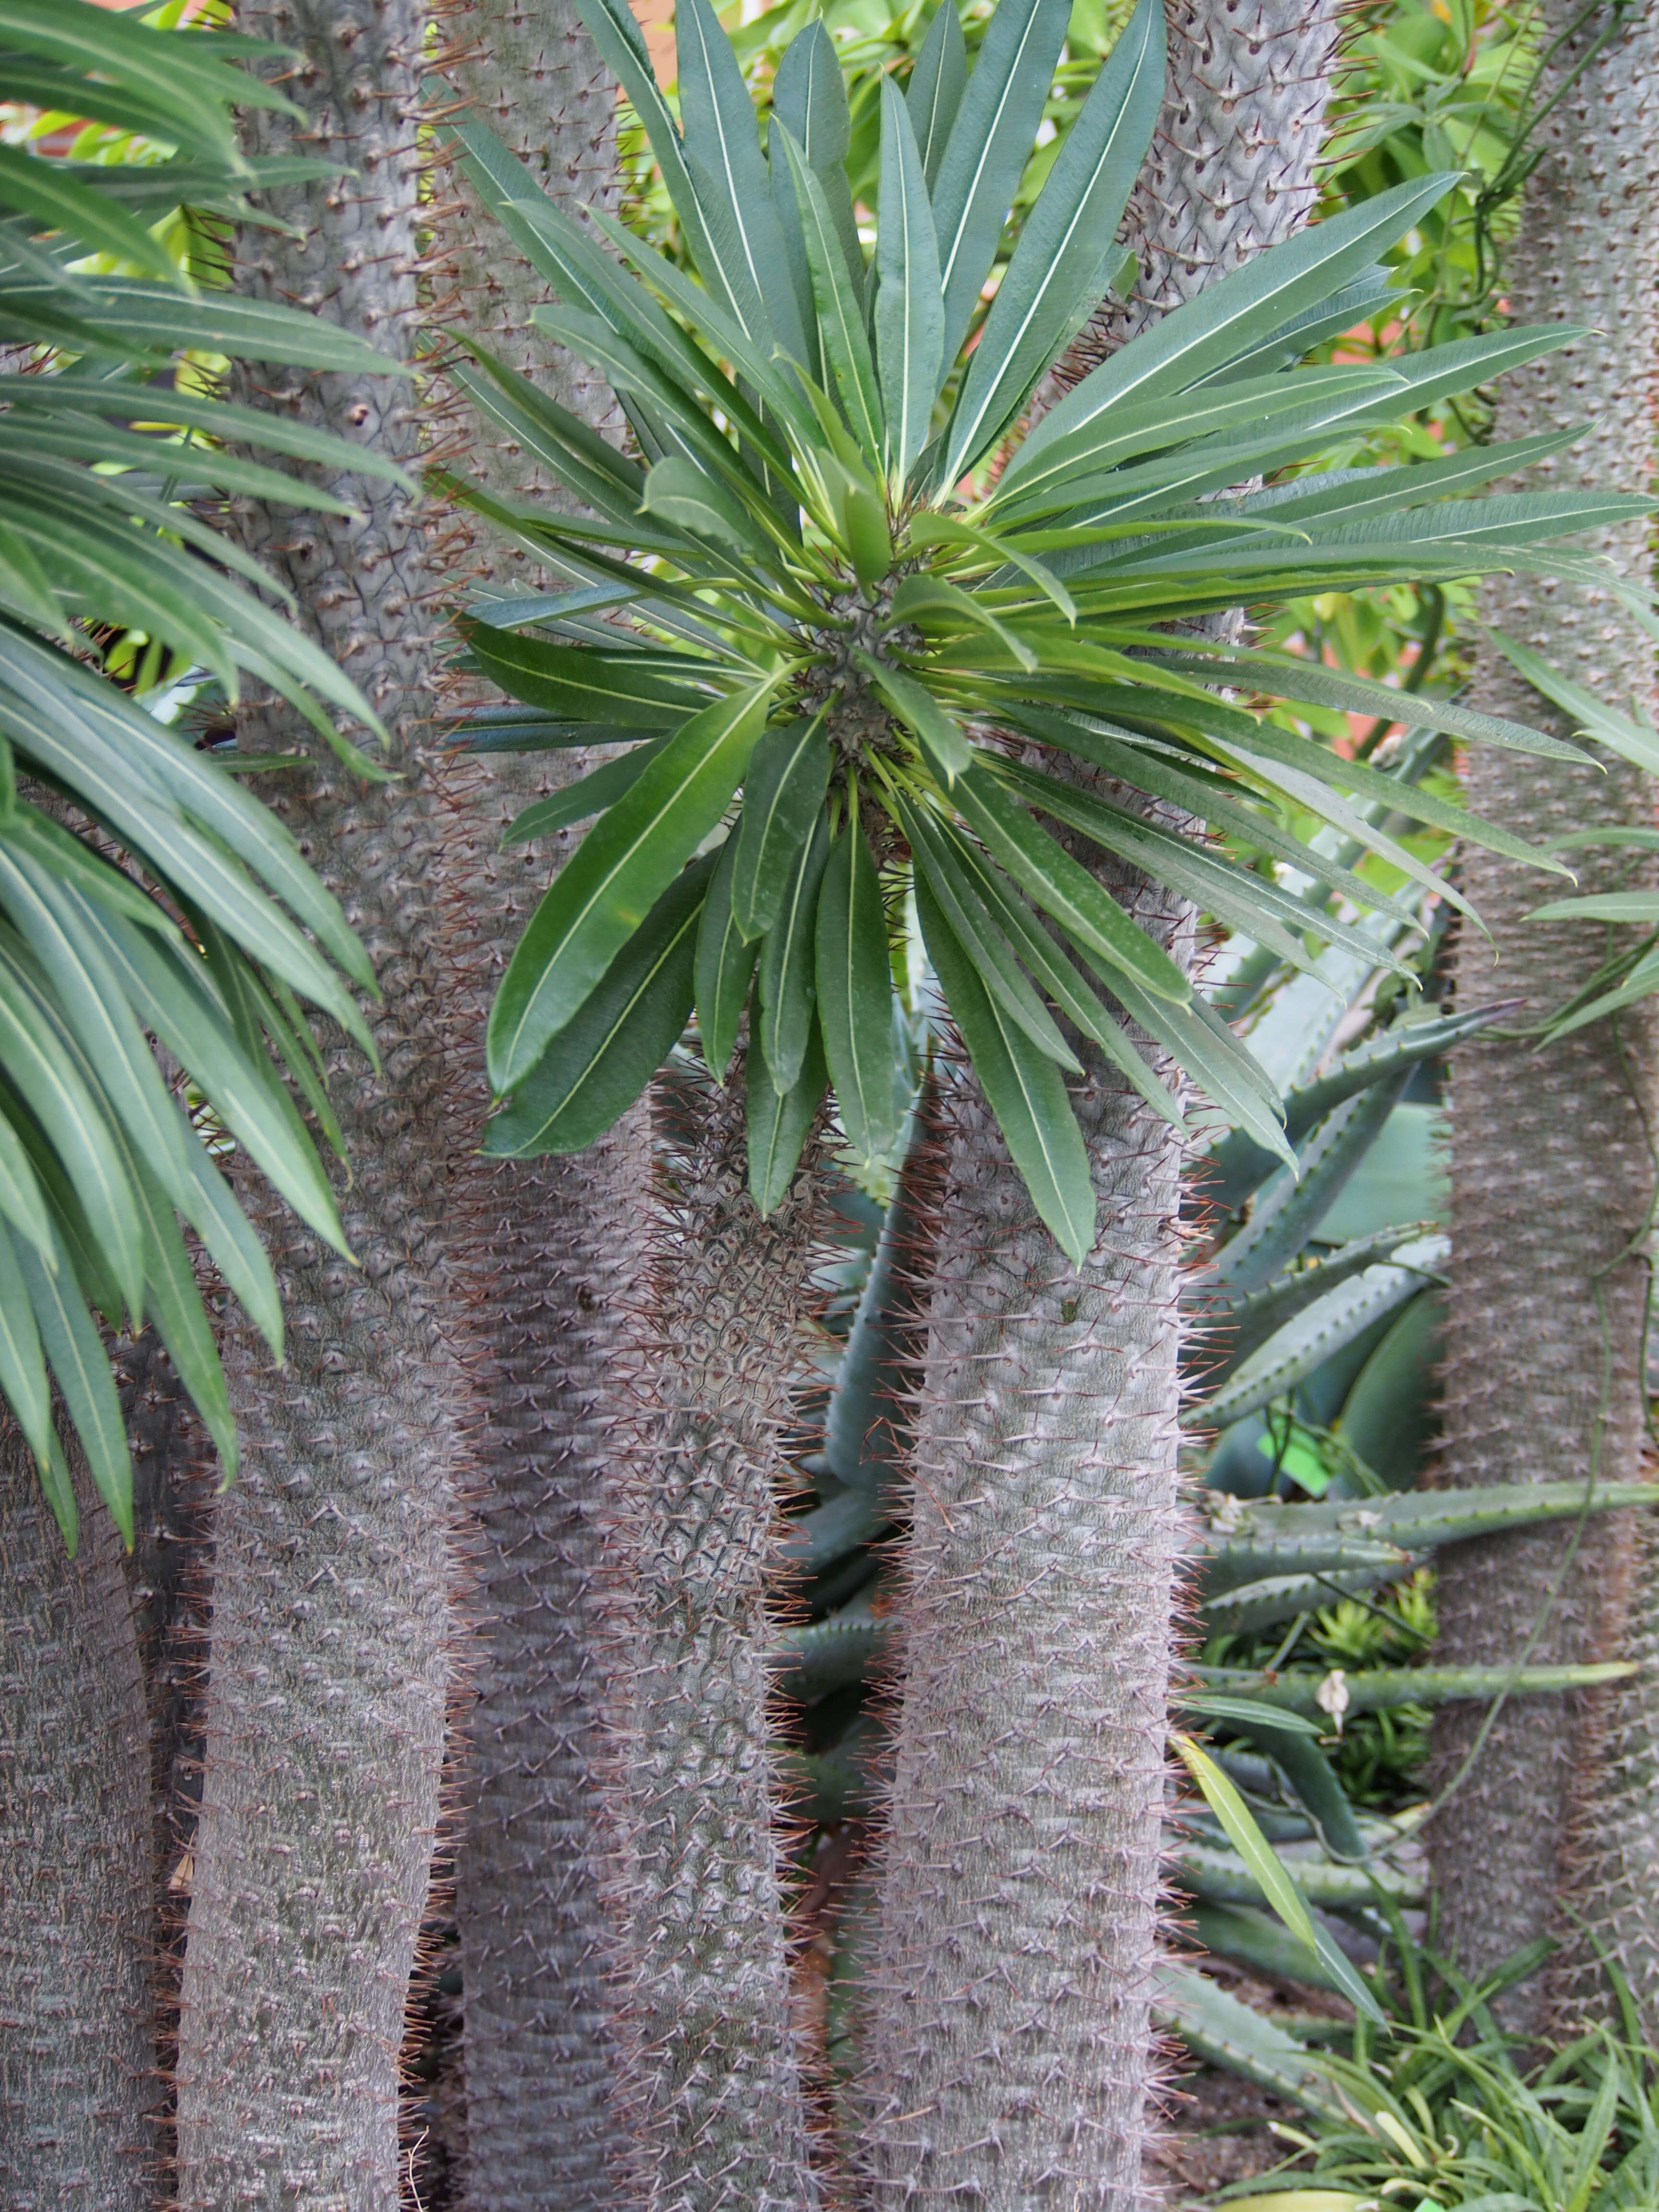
906,0,968,192
758,808,832,1095
815,815,901,1167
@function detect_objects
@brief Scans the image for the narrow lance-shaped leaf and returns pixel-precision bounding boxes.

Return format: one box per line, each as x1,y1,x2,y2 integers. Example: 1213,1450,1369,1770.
929,0,1071,363
875,77,944,485
749,1013,826,1213
816,812,902,1167
916,870,1094,1266
778,127,885,463
759,807,832,1095
696,833,759,1077
941,0,1163,483
906,0,968,192
487,856,714,1156
489,676,776,1092
731,716,832,939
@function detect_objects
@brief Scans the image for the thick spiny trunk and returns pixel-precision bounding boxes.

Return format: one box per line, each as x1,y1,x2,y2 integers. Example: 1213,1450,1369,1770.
0,1438,155,2211
172,7,457,2205
425,7,640,2201
1426,0,1659,2029
609,1070,822,2212
860,9,1336,2204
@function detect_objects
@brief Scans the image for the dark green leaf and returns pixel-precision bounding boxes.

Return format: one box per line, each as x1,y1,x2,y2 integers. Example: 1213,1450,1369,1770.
490,677,775,1092
778,127,884,461
815,815,901,1167
0,1212,52,1477
906,0,968,192
875,77,945,484
696,832,759,1077
485,854,712,1156
731,716,832,939
916,870,1094,1265
930,0,1071,363
758,808,832,1094
467,621,714,730
502,741,668,846
942,0,1163,481
748,1014,826,1214
15,1217,131,1544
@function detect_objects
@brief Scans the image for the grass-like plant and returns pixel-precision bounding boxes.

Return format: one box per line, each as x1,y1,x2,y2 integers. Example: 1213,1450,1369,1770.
440,0,1641,1263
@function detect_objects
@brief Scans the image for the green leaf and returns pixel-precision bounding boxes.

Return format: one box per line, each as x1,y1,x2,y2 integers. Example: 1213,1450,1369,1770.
889,574,1036,669
51,276,406,375
446,343,647,527
485,854,712,1156
772,19,863,298
930,0,1072,363
758,808,832,1094
855,654,974,783
941,0,1163,481
732,716,832,940
642,454,779,561
502,741,668,846
1170,1731,1383,2023
74,897,345,1268
0,1211,53,1475
466,622,715,730
15,1216,131,1545
696,833,759,1078
748,1013,827,1214
815,815,901,1167
0,144,184,279
674,0,807,362
568,0,725,298
916,870,1094,1265
906,0,968,192
949,762,1190,1003
0,939,144,1320
1491,625,1659,773
778,127,885,462
1013,173,1461,475
897,793,1079,1070
490,677,776,1092
875,77,945,484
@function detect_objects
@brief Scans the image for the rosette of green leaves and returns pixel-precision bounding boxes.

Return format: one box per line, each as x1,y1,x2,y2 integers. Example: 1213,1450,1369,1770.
441,0,1636,1266
0,0,392,1546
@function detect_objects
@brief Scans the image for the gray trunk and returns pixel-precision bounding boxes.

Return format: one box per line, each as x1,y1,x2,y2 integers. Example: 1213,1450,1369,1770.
1426,0,1659,2025
424,8,641,2201
172,6,456,2204
608,1070,822,2211
0,1437,155,2211
859,9,1337,2204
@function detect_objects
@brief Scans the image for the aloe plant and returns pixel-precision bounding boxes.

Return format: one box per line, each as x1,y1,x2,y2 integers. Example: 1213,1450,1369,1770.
1425,0,1659,2023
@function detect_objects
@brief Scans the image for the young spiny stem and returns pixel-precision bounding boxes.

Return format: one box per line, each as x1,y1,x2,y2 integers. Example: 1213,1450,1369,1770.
0,1434,155,2211
171,7,457,2203
425,5,645,2200
857,6,1338,2202
608,1066,824,2211
1425,0,1659,2030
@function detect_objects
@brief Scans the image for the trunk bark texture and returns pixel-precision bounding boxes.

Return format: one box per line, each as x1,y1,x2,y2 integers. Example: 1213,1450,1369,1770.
609,1069,823,2212
860,8,1337,2204
1426,0,1659,2023
0,1437,155,2211
425,8,641,2202
172,7,457,2204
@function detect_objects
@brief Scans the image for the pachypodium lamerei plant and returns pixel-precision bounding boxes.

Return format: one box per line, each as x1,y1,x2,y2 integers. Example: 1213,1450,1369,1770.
440,0,1638,1261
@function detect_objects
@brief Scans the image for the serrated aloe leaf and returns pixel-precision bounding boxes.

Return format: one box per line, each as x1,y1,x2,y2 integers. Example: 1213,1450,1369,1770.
486,854,711,1157
1215,1076,1416,1295
1194,1659,1634,1719
1192,1236,1445,1432
1154,1962,1344,2122
1194,1223,1440,1391
1202,1005,1516,1210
